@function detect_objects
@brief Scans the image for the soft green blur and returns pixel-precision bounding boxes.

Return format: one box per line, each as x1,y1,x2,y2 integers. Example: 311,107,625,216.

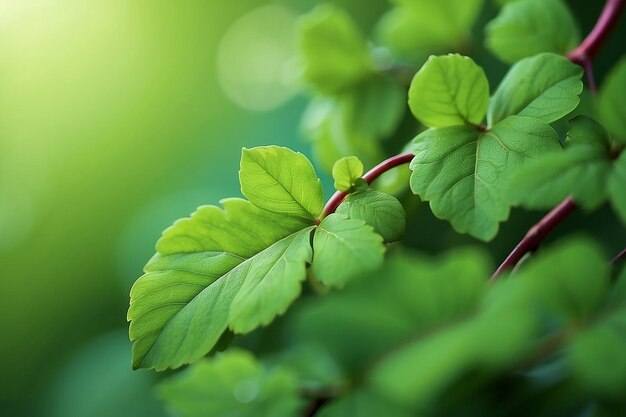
1,0,624,416
0,0,322,414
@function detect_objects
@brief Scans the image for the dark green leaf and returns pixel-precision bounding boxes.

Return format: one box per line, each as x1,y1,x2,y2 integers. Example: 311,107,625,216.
336,188,406,242
410,116,560,240
488,53,583,126
598,57,626,144
508,116,612,209
608,151,626,225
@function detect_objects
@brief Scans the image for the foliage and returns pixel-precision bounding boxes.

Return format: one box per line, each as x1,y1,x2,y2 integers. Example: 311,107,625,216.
127,1,626,416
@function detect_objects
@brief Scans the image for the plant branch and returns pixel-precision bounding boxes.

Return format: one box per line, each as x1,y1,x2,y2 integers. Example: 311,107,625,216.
490,197,577,282
612,247,626,265
492,1,625,278
322,152,414,217
566,0,626,64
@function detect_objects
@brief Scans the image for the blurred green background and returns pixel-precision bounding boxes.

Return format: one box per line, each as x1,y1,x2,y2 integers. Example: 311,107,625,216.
0,1,623,416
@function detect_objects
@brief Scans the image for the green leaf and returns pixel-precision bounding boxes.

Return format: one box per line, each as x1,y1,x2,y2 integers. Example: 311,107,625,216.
240,146,324,222
488,53,583,126
409,116,560,240
332,156,364,192
288,249,490,375
311,214,385,287
369,239,608,407
297,4,373,94
376,0,484,56
598,58,626,144
485,0,579,64
336,188,406,242
129,225,313,370
129,146,324,370
508,116,612,209
159,350,302,417
608,151,626,225
317,390,412,417
408,54,489,128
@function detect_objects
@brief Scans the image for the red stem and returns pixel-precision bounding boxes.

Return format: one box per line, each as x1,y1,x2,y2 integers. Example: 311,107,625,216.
612,247,626,265
491,1,625,280
322,152,414,217
490,198,577,282
566,0,626,64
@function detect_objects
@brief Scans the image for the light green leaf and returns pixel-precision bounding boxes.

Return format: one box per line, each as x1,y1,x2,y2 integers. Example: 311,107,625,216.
240,146,324,221
608,151,626,225
488,53,583,126
311,214,384,287
336,188,406,242
485,0,579,64
376,0,484,56
297,4,373,94
408,54,489,128
332,156,364,191
599,58,626,144
508,116,612,209
129,225,313,370
410,116,560,240
159,350,302,417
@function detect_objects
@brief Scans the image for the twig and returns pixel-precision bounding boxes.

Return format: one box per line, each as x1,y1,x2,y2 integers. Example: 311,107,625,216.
612,247,626,265
566,0,626,64
322,152,414,217
490,197,577,282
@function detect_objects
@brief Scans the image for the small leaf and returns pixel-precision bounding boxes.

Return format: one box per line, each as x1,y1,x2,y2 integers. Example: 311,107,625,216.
332,156,364,192
608,152,626,225
485,0,579,64
240,146,324,221
409,116,560,240
508,116,612,209
297,4,373,94
598,58,626,144
488,53,583,126
159,350,302,417
311,214,385,287
408,54,489,128
336,188,406,242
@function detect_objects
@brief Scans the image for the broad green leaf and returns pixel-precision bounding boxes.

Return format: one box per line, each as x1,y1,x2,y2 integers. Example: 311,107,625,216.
408,54,489,128
332,156,364,191
129,226,313,370
409,116,560,240
297,4,373,94
311,214,384,287
376,0,484,56
159,350,302,417
485,0,579,64
608,152,626,225
336,188,406,242
488,53,583,126
598,58,626,144
240,146,324,221
508,116,612,209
